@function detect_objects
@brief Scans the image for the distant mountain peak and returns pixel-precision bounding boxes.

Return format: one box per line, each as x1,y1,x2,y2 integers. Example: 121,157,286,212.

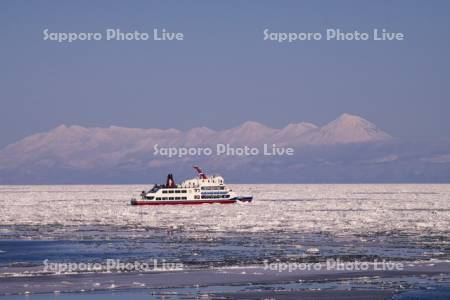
338,112,359,119
311,113,392,144
53,124,68,131
329,113,381,129
334,113,373,126
187,126,216,134
0,114,396,180
229,120,275,134
51,124,89,132
238,121,270,130
284,122,318,131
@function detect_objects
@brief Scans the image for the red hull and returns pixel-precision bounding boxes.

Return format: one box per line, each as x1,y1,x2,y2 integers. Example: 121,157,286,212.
131,199,237,206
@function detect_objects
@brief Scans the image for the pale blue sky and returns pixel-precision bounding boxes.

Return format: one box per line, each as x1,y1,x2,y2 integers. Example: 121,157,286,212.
1,0,450,148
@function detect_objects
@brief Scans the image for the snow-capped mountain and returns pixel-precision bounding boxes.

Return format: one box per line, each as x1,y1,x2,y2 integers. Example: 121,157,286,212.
0,114,390,167
1,114,448,183
272,122,318,145
305,113,392,145
214,121,279,145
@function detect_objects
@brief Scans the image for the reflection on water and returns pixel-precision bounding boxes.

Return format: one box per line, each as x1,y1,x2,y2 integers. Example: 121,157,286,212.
0,184,449,297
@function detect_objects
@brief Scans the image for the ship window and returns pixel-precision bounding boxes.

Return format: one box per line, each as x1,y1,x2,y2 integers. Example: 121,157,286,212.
156,197,161,200
169,197,174,200
182,197,187,200
175,197,180,200
168,190,173,193
182,190,187,193
162,190,167,193
147,196,154,200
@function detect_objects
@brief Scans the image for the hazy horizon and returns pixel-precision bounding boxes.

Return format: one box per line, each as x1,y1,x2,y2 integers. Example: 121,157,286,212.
1,111,449,184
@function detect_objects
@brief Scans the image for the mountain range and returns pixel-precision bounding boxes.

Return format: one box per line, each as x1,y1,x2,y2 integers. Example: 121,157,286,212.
1,113,449,183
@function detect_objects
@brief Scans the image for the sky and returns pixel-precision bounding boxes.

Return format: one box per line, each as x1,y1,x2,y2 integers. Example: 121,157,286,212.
1,0,450,148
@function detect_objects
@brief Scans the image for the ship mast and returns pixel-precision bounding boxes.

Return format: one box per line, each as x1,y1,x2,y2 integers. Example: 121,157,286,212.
193,166,208,179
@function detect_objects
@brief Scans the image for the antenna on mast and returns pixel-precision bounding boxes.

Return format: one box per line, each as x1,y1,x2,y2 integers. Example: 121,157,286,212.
193,166,208,179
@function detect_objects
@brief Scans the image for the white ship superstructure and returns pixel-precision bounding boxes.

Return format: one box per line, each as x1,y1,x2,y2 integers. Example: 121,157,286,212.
130,166,252,205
